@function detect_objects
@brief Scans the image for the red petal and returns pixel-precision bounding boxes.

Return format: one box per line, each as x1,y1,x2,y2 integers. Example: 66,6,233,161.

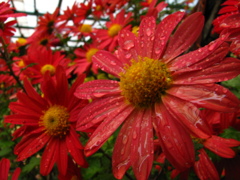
75,79,120,99
85,105,134,156
194,149,219,180
92,51,124,77
163,12,204,62
40,138,58,175
0,158,10,180
220,14,240,29
154,103,195,171
204,135,240,158
15,133,50,161
169,39,228,72
162,95,211,138
66,134,88,168
138,16,156,58
76,95,125,131
131,108,154,180
173,57,240,84
11,167,21,180
4,114,39,125
112,111,137,179
153,11,185,60
118,29,139,63
56,140,68,176
167,84,240,112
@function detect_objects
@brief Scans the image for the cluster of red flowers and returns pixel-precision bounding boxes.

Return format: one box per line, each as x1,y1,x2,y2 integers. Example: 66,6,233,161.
1,0,240,180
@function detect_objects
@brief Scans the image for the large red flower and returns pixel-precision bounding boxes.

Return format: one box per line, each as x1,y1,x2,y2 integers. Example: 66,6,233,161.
4,67,88,176
75,12,240,180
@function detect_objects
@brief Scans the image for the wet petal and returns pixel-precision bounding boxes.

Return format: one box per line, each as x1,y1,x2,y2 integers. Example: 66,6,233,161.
40,138,58,176
75,79,120,99
118,29,139,63
66,134,88,168
77,95,125,131
4,114,39,125
163,12,204,62
84,105,134,156
167,84,240,112
194,149,219,180
220,14,240,29
56,140,68,176
153,11,185,60
131,108,154,180
162,95,211,138
168,39,228,72
92,51,124,77
138,16,156,58
15,133,49,161
204,135,240,158
173,57,240,84
112,111,137,179
154,103,195,171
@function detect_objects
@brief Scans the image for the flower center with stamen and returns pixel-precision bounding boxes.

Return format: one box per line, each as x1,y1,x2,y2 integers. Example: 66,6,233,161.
86,48,99,62
119,57,172,108
41,64,56,75
108,24,122,37
40,105,70,137
79,24,92,33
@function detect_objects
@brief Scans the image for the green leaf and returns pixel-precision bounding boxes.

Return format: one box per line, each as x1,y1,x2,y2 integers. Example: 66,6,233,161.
22,156,41,173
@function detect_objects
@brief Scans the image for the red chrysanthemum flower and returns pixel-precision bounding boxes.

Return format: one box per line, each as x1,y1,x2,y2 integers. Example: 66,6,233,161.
4,67,88,176
95,9,132,52
212,0,240,34
0,158,21,180
73,41,101,75
23,48,71,84
75,12,240,180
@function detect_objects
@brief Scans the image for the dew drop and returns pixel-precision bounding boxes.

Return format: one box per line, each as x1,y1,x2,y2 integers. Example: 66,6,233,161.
110,61,116,65
121,148,125,155
123,40,134,50
133,131,137,139
146,28,152,36
125,53,132,59
122,135,128,144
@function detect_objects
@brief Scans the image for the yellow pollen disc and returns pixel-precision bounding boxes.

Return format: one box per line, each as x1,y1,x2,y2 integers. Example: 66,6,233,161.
40,64,56,76
17,38,27,45
79,24,92,33
132,26,139,36
108,24,122,37
95,5,102,11
18,59,25,67
119,57,172,108
86,48,99,62
40,105,70,137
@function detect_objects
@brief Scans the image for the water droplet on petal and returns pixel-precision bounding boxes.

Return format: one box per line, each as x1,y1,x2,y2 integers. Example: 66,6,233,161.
133,131,137,139
122,135,128,144
146,28,152,36
125,53,132,59
123,40,134,50
121,148,125,155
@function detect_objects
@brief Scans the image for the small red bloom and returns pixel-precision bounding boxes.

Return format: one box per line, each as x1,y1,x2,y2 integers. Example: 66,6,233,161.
4,67,88,176
95,9,132,52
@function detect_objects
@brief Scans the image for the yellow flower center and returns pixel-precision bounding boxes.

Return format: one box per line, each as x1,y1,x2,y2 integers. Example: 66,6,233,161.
119,57,172,108
40,64,56,76
86,48,99,62
132,26,139,36
108,24,122,37
17,38,27,45
95,5,102,11
79,24,92,33
40,105,70,137
17,59,25,67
